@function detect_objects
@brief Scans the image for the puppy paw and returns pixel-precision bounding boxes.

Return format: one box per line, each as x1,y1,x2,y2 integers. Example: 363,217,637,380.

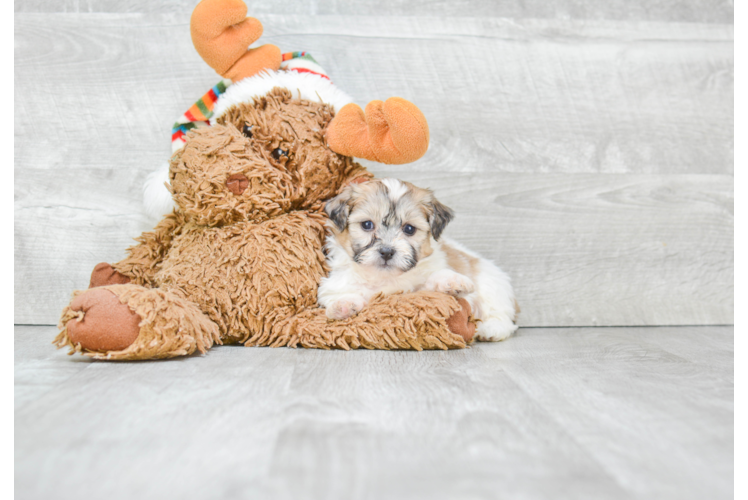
475,317,518,342
425,270,475,297
326,295,367,320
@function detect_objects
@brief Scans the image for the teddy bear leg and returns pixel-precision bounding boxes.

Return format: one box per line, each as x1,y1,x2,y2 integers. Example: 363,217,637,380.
446,298,476,343
56,284,221,360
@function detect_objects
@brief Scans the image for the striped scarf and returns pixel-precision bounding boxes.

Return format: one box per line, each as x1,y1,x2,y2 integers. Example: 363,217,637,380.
171,51,328,152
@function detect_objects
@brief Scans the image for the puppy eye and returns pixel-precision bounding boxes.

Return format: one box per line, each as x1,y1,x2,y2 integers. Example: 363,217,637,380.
242,124,253,138
361,220,374,231
271,148,288,160
403,224,416,235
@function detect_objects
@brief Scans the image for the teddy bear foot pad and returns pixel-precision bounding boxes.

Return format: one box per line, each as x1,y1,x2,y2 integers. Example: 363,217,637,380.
66,288,142,352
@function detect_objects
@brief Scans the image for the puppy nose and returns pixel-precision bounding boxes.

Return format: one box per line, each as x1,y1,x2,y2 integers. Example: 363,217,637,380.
379,247,395,261
226,174,249,195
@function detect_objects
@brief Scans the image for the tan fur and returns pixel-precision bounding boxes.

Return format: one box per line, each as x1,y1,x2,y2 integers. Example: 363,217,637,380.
333,227,351,251
442,241,480,277
420,237,434,259
56,92,473,360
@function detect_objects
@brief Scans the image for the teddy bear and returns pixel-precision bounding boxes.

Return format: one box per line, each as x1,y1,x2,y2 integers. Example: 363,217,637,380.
54,0,476,360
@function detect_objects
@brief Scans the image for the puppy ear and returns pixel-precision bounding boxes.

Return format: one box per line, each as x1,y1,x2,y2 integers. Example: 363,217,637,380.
325,187,354,231
427,198,454,240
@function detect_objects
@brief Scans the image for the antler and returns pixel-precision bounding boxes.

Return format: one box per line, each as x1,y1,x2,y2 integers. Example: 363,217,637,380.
190,0,281,81
326,98,430,164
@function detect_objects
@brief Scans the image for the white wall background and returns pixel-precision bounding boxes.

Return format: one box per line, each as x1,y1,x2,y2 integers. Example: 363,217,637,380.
14,0,733,327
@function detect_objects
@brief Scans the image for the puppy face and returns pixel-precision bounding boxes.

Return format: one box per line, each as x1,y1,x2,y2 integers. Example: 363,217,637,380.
324,178,454,274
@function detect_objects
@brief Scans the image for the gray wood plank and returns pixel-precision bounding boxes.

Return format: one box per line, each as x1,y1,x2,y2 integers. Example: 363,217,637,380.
14,12,734,326
13,325,93,409
14,325,733,500
14,14,733,175
14,0,735,25
286,18,734,176
482,326,733,500
729,176,748,325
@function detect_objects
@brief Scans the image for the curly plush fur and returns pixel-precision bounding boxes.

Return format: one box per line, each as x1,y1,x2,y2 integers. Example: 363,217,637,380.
55,90,475,360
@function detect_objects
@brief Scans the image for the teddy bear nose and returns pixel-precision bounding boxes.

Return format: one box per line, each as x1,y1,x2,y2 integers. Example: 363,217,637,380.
226,174,249,195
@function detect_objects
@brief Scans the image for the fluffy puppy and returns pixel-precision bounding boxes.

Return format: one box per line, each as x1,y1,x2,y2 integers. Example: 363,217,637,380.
318,178,519,341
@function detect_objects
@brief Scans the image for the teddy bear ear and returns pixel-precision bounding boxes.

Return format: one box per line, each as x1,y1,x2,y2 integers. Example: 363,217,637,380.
326,98,430,165
190,0,281,81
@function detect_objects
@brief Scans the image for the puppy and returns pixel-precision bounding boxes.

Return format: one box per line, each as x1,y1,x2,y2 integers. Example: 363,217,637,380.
317,178,519,341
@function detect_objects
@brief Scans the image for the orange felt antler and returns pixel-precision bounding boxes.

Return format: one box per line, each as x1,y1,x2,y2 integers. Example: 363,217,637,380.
190,0,281,81
326,98,430,164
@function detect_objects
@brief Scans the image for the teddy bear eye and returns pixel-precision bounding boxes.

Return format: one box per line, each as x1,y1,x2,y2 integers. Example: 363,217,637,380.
403,224,416,235
271,148,288,160
361,220,374,231
242,124,253,138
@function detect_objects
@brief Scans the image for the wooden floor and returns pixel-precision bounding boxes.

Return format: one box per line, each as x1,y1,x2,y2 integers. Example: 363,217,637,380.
14,325,733,500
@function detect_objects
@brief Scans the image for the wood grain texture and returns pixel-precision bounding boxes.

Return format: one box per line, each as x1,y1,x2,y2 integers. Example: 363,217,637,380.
14,0,735,25
14,325,733,500
14,10,734,326
15,14,733,174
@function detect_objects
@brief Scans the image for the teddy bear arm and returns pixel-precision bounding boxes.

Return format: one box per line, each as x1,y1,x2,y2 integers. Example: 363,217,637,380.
267,292,476,350
111,211,186,287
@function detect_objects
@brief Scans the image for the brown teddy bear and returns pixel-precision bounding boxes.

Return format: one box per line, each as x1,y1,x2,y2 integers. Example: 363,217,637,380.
54,0,476,360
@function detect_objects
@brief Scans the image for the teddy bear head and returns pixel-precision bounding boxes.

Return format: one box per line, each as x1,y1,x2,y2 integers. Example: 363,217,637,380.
216,88,362,206
169,88,362,227
160,0,432,226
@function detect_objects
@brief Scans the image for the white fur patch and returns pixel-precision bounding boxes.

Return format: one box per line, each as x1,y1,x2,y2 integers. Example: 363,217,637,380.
212,69,355,121
143,162,175,221
380,178,408,201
